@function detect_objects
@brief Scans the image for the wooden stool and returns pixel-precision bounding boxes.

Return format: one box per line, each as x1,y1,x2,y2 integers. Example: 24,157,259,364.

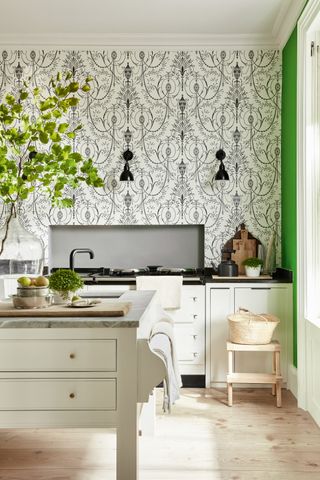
226,340,282,407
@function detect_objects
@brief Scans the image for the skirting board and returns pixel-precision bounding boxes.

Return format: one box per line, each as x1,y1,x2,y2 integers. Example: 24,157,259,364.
181,375,205,388
287,364,298,399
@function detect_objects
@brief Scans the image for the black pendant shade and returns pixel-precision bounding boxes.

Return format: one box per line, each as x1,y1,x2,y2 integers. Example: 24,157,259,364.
214,149,229,181
120,149,134,181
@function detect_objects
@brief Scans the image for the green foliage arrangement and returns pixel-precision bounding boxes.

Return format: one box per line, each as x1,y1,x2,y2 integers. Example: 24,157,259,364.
49,269,84,300
0,71,104,253
242,257,263,268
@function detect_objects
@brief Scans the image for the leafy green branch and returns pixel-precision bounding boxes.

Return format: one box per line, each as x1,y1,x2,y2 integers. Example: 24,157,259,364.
0,71,104,254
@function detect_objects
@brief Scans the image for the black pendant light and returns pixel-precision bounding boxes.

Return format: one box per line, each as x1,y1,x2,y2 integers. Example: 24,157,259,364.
120,149,134,181
214,149,229,181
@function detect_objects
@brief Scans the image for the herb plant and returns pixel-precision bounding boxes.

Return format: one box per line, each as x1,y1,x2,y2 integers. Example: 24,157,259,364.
49,269,84,300
242,257,263,268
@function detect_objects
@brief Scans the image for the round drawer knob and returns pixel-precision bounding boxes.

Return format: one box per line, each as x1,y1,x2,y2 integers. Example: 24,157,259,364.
69,393,75,399
69,353,75,359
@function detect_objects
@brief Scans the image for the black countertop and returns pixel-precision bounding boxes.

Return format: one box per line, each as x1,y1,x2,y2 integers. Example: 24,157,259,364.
205,268,293,284
81,268,293,286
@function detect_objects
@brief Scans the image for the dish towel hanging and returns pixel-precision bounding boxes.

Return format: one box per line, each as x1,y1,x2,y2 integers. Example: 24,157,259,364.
149,318,182,412
136,275,183,309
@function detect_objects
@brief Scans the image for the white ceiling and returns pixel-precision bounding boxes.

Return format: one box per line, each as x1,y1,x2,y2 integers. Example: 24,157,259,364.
0,0,307,47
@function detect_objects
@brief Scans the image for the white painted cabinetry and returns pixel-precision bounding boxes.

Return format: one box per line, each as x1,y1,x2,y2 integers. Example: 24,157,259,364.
206,287,233,384
0,330,121,423
168,285,205,375
206,283,292,388
0,291,166,480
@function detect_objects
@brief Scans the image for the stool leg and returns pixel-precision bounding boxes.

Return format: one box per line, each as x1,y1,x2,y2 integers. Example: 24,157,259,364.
276,381,282,407
228,383,233,407
275,350,282,407
228,350,233,407
272,351,276,396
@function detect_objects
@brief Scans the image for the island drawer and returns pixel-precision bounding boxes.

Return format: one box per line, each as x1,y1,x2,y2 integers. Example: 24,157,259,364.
0,339,117,372
0,378,116,410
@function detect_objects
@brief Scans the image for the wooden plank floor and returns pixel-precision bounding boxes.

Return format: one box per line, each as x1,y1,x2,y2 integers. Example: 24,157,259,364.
0,388,319,479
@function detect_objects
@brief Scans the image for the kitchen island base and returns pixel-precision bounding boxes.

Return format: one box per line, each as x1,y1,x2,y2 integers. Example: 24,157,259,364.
0,291,166,480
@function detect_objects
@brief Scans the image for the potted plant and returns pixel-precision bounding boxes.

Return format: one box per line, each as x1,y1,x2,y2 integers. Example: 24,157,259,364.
48,269,84,303
0,71,104,275
242,257,263,277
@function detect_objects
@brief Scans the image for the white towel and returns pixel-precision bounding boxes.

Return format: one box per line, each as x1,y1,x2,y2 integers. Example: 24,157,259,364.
136,276,182,309
151,320,182,389
150,320,182,411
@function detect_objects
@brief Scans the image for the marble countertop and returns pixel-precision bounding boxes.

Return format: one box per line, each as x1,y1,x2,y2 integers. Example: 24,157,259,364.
0,290,156,329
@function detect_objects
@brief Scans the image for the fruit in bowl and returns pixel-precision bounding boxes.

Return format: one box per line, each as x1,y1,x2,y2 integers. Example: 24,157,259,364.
17,276,32,287
14,275,52,308
17,276,49,288
34,276,50,287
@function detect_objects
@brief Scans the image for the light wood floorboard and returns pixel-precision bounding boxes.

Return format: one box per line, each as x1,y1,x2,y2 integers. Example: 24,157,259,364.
0,388,319,479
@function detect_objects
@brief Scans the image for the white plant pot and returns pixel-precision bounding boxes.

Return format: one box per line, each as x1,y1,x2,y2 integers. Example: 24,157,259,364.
245,265,261,277
52,291,71,305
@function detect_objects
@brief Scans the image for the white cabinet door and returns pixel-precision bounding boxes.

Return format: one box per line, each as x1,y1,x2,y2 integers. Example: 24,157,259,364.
234,287,288,381
209,287,233,383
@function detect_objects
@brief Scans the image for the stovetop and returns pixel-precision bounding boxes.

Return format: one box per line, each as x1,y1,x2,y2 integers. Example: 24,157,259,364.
50,266,206,284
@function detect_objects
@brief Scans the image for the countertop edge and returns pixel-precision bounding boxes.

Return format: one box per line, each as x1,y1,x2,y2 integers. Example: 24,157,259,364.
0,290,156,329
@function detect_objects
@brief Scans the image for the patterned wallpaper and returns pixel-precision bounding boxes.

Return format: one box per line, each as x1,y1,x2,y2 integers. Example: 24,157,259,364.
0,49,281,267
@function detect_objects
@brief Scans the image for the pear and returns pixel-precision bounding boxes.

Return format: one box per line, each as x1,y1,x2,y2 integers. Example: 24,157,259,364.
35,276,49,287
17,276,31,287
71,295,81,302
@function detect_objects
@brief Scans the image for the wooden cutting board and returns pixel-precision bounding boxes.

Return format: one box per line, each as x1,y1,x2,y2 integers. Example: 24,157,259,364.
232,227,257,275
0,301,131,317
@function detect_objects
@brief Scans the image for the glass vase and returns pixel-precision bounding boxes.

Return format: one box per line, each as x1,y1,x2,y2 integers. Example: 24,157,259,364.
0,216,44,275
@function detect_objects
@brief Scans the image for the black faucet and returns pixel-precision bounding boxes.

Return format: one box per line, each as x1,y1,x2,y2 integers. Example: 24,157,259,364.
69,248,95,271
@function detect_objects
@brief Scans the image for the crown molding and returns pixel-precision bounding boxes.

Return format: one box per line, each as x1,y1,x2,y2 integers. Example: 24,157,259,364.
0,32,279,49
274,0,307,48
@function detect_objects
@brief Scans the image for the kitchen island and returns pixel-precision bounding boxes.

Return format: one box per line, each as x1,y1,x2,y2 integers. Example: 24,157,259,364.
0,290,165,480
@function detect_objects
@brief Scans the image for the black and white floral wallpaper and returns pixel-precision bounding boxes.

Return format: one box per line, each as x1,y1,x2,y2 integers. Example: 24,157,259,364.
0,49,281,266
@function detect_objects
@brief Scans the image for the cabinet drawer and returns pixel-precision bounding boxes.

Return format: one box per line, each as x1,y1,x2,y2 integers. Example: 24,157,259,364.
0,378,116,410
174,324,203,363
170,308,200,324
0,340,117,372
169,287,205,324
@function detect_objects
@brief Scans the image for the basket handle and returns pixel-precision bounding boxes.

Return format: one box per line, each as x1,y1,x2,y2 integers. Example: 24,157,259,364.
238,307,270,324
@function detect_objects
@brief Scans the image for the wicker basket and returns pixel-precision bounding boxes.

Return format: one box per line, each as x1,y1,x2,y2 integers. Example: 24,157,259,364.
228,308,279,345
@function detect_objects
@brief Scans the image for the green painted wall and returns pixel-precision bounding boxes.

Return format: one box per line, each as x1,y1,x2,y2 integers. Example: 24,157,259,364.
281,27,297,367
